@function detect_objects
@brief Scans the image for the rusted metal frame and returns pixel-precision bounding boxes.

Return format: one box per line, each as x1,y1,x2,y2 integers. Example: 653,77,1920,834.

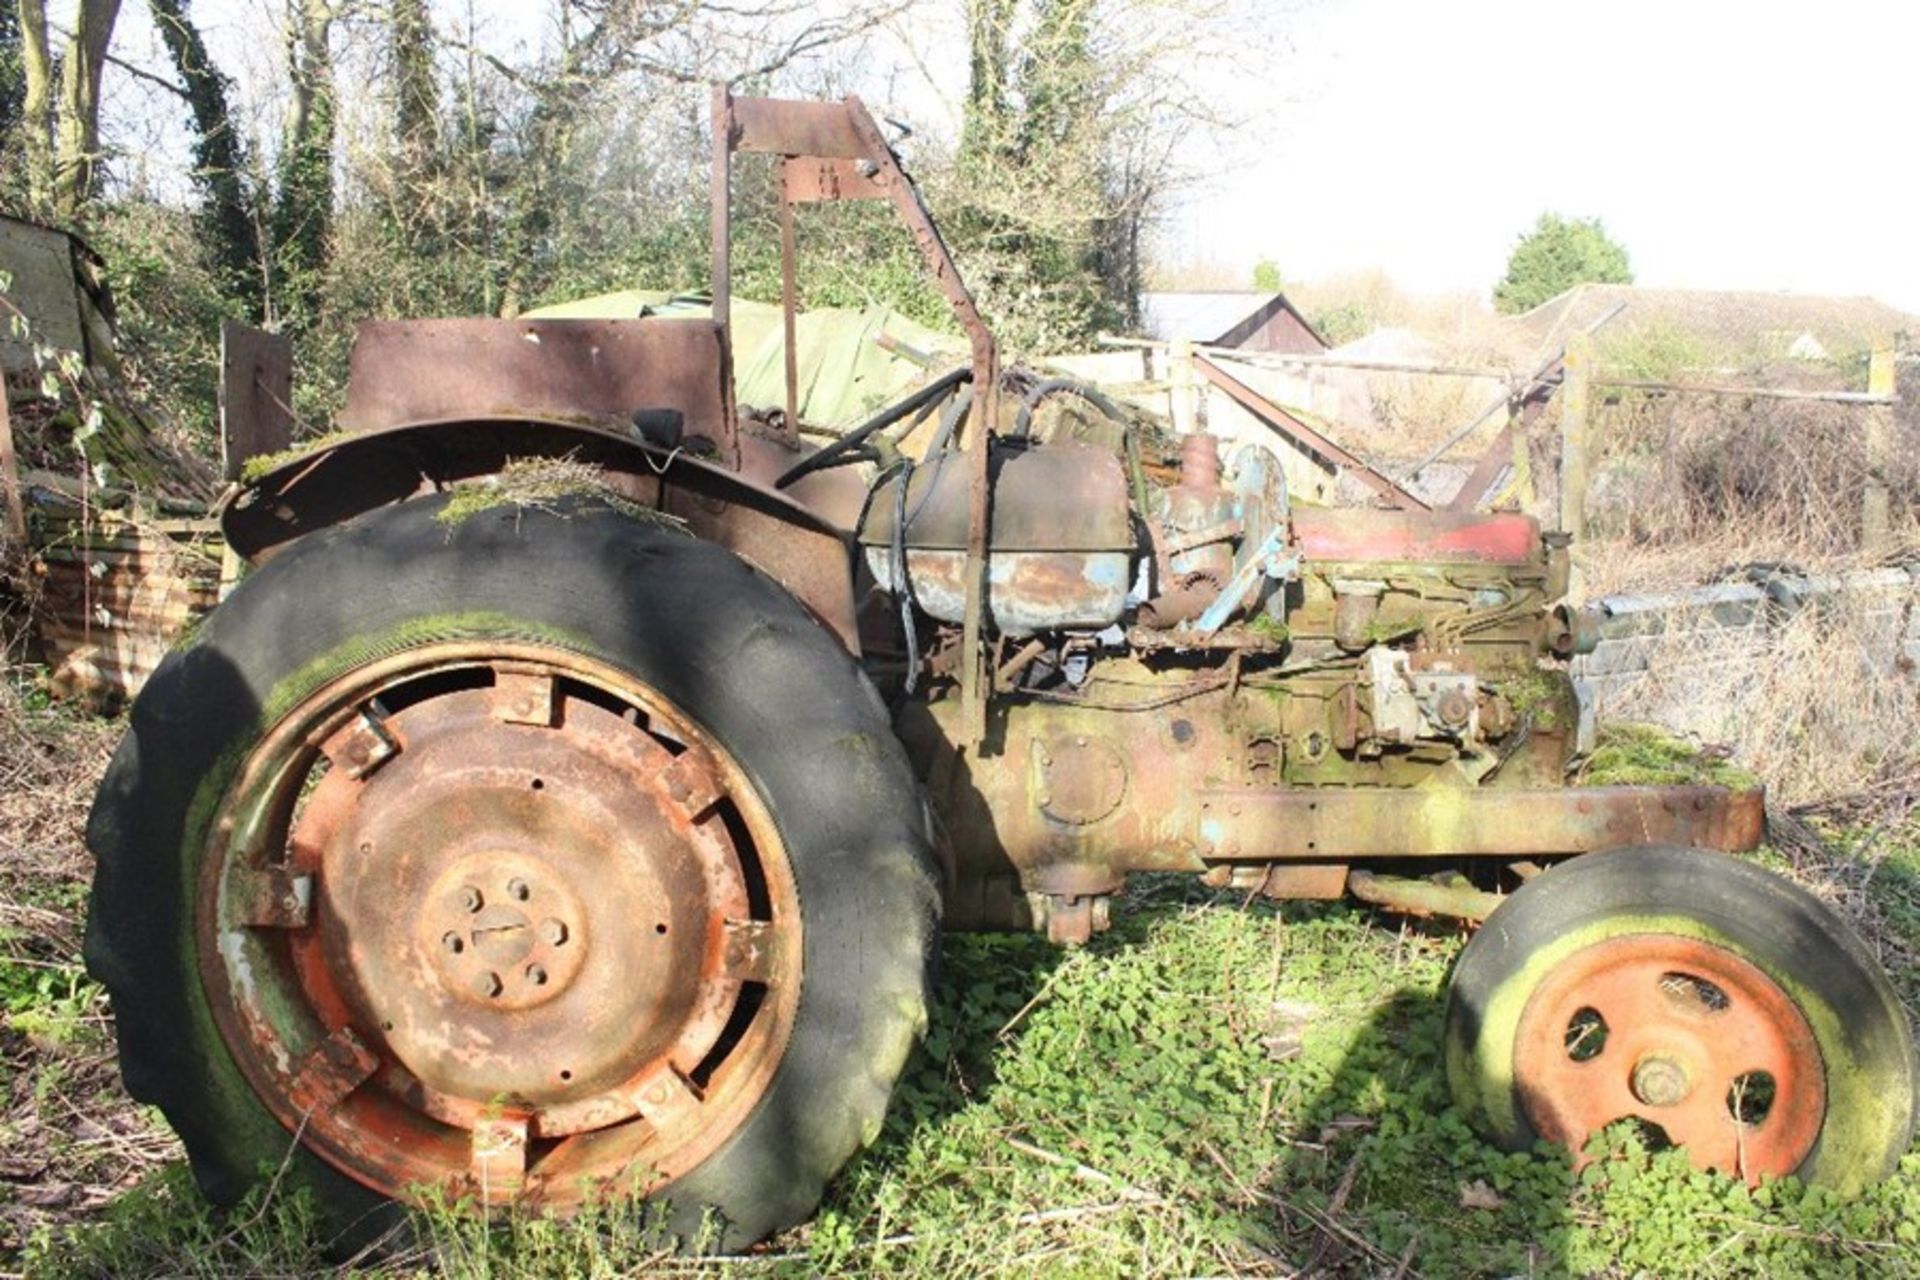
1447,384,1554,512
1346,869,1503,921
729,96,869,159
1403,302,1626,489
838,98,1000,745
709,86,742,469
721,93,999,738
1447,425,1515,513
1189,784,1763,862
219,323,295,482
777,161,800,431
1193,353,1428,511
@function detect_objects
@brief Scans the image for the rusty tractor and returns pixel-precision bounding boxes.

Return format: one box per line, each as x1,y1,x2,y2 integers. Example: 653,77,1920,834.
86,92,1915,1250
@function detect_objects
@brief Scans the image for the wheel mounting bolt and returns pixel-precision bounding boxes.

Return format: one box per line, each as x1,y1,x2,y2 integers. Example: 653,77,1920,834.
476,970,503,999
525,963,548,986
508,877,531,901
442,932,464,955
461,886,483,913
540,918,568,946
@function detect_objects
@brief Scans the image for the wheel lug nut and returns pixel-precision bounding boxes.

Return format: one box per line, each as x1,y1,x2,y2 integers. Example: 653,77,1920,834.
540,918,568,946
476,970,503,999
525,963,548,986
461,886,483,913
442,932,464,955
507,877,531,901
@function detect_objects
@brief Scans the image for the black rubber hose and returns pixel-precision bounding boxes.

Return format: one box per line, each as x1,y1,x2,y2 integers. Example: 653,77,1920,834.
774,366,973,489
1011,377,1128,437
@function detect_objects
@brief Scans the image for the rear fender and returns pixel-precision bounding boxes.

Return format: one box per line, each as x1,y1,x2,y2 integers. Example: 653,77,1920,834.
221,416,865,651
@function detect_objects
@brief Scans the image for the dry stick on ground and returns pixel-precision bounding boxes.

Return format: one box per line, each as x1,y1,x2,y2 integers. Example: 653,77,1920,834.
1004,1136,1160,1202
1202,1141,1424,1279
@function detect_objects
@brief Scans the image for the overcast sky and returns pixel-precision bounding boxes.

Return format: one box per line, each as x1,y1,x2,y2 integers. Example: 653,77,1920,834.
102,0,1920,311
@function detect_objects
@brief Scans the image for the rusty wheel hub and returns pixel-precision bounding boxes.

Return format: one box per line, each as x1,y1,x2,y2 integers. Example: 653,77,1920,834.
198,645,801,1207
1512,935,1825,1183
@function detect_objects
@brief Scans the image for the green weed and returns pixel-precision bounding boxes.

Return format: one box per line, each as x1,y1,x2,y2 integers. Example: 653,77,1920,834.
33,865,1920,1277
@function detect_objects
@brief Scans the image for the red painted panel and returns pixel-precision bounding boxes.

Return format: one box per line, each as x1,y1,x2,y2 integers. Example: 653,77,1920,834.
1293,507,1541,565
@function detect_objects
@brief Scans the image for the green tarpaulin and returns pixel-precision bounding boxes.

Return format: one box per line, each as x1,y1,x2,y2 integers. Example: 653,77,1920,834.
526,290,962,430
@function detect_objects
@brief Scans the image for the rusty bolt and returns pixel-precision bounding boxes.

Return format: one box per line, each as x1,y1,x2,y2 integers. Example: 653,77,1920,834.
358,841,374,856
1437,689,1472,727
442,932,464,955
476,970,503,999
507,877,531,902
540,918,569,946
525,963,548,987
461,886,483,913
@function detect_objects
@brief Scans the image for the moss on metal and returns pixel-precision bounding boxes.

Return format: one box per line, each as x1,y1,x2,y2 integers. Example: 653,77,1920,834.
1582,722,1760,790
237,429,364,484
432,456,687,532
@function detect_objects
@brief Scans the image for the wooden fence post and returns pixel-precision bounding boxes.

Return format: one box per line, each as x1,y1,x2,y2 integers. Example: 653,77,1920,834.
1862,346,1894,553
1559,332,1592,599
0,383,23,543
1170,338,1196,435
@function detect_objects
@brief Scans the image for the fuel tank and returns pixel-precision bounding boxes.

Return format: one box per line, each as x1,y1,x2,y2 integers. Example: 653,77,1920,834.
858,441,1135,635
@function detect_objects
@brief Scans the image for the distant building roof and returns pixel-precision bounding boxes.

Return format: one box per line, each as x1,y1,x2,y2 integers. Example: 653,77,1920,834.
1139,291,1328,350
1514,283,1916,360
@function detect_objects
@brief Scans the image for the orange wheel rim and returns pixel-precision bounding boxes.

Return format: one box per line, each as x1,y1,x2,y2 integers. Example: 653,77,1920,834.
196,644,802,1208
1512,934,1825,1183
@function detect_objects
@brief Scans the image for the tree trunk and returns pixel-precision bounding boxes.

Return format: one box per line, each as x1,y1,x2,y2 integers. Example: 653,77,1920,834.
962,0,1018,160
269,0,336,334
15,0,54,214
148,0,263,318
389,0,437,172
52,0,123,219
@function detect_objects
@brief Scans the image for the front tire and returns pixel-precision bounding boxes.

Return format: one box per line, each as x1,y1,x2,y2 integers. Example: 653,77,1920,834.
86,494,939,1249
1445,844,1915,1192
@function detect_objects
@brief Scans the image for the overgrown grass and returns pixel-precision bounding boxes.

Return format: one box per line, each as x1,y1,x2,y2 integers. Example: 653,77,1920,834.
22,853,1920,1278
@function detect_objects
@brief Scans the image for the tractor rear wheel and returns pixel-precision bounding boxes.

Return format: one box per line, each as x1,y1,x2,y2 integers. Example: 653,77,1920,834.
1445,844,1915,1192
85,494,939,1250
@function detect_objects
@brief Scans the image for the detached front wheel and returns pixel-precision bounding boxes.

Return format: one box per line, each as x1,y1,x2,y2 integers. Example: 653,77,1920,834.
86,495,939,1248
1445,844,1915,1192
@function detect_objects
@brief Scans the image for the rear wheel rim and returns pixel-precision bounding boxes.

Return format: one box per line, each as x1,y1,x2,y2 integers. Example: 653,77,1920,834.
196,642,802,1207
1512,934,1825,1182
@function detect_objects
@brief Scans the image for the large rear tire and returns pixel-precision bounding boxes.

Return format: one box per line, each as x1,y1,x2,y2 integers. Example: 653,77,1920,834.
1445,845,1915,1193
85,494,939,1249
